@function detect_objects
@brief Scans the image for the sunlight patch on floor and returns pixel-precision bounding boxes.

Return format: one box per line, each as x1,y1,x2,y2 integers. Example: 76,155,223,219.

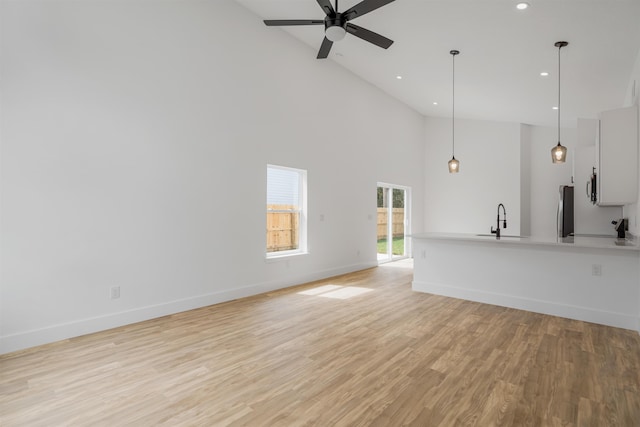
379,258,413,269
297,285,342,296
298,285,373,300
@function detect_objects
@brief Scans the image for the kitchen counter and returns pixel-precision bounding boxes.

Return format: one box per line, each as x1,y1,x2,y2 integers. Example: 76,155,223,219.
411,233,640,332
410,232,639,251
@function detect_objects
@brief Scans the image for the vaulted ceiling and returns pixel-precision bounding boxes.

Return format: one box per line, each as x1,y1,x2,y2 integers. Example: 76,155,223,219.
235,0,640,127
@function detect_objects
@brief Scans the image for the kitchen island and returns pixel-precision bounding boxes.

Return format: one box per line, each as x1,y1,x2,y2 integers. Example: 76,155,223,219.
411,232,640,332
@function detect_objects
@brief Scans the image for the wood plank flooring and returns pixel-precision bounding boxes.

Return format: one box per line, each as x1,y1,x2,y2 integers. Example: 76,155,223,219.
2,260,640,426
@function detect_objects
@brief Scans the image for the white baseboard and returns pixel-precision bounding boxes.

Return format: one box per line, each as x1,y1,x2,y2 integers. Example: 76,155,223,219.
412,280,639,332
0,261,377,355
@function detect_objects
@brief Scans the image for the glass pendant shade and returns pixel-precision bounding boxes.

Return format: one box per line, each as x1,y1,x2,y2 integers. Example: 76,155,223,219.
551,142,567,163
448,156,460,173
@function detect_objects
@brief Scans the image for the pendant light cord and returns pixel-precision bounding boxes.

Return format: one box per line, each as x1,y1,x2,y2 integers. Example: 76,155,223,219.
452,52,456,157
557,44,561,143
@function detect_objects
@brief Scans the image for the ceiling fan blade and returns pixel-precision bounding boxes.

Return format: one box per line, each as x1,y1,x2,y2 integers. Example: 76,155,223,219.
317,37,333,59
264,19,324,26
343,0,395,21
316,0,336,17
346,24,393,49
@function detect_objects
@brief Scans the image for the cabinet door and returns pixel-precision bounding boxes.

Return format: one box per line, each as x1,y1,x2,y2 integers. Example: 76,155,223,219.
574,146,622,234
597,106,638,206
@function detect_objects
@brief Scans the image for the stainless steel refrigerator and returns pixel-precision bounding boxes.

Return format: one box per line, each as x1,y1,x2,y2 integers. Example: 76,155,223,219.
557,185,574,237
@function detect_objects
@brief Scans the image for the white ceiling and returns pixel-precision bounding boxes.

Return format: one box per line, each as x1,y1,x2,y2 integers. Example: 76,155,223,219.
234,0,640,127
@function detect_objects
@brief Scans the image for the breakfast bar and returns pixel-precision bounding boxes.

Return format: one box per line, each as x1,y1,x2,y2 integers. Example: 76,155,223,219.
411,232,640,332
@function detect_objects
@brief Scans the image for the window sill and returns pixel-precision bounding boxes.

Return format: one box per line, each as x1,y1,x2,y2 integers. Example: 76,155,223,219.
265,251,309,263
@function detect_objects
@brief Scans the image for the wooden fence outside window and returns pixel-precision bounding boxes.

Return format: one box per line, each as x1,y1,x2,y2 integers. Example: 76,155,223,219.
267,206,404,251
377,208,405,240
266,204,299,252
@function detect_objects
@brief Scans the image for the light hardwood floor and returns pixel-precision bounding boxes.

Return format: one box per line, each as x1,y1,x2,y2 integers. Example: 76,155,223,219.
1,260,640,426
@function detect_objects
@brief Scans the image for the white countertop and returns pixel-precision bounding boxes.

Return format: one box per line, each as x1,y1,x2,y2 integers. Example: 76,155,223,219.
410,232,640,252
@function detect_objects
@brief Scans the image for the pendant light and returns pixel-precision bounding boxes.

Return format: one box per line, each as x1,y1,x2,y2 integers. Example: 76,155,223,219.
448,49,460,173
551,41,568,164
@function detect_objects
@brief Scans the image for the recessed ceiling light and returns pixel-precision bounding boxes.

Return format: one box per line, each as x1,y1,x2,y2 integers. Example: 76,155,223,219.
540,72,549,77
552,106,559,110
396,75,402,80
433,102,438,105
516,2,530,10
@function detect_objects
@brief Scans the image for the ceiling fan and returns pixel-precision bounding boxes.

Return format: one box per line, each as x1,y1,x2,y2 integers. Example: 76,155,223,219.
263,0,395,59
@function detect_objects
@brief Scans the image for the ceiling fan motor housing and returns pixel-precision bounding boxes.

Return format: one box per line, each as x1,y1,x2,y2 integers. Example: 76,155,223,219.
263,0,395,58
325,15,347,42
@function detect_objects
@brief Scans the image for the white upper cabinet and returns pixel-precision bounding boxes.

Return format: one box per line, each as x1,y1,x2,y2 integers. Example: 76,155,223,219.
596,105,638,206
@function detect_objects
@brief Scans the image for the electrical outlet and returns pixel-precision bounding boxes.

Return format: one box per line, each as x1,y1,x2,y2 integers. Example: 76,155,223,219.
591,264,602,276
421,249,426,259
110,286,120,299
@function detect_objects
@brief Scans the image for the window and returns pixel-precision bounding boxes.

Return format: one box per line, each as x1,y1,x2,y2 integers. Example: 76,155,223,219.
266,165,307,258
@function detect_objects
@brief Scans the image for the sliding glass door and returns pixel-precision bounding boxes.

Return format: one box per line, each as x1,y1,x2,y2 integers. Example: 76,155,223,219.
377,183,410,263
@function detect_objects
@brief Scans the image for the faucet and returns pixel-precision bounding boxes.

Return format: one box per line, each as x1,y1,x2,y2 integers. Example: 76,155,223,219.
491,203,507,239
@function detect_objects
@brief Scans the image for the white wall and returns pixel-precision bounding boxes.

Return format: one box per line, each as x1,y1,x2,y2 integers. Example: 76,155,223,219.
622,49,640,336
424,118,587,239
425,117,622,239
623,47,640,236
423,117,521,235
520,125,532,236
0,0,425,353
